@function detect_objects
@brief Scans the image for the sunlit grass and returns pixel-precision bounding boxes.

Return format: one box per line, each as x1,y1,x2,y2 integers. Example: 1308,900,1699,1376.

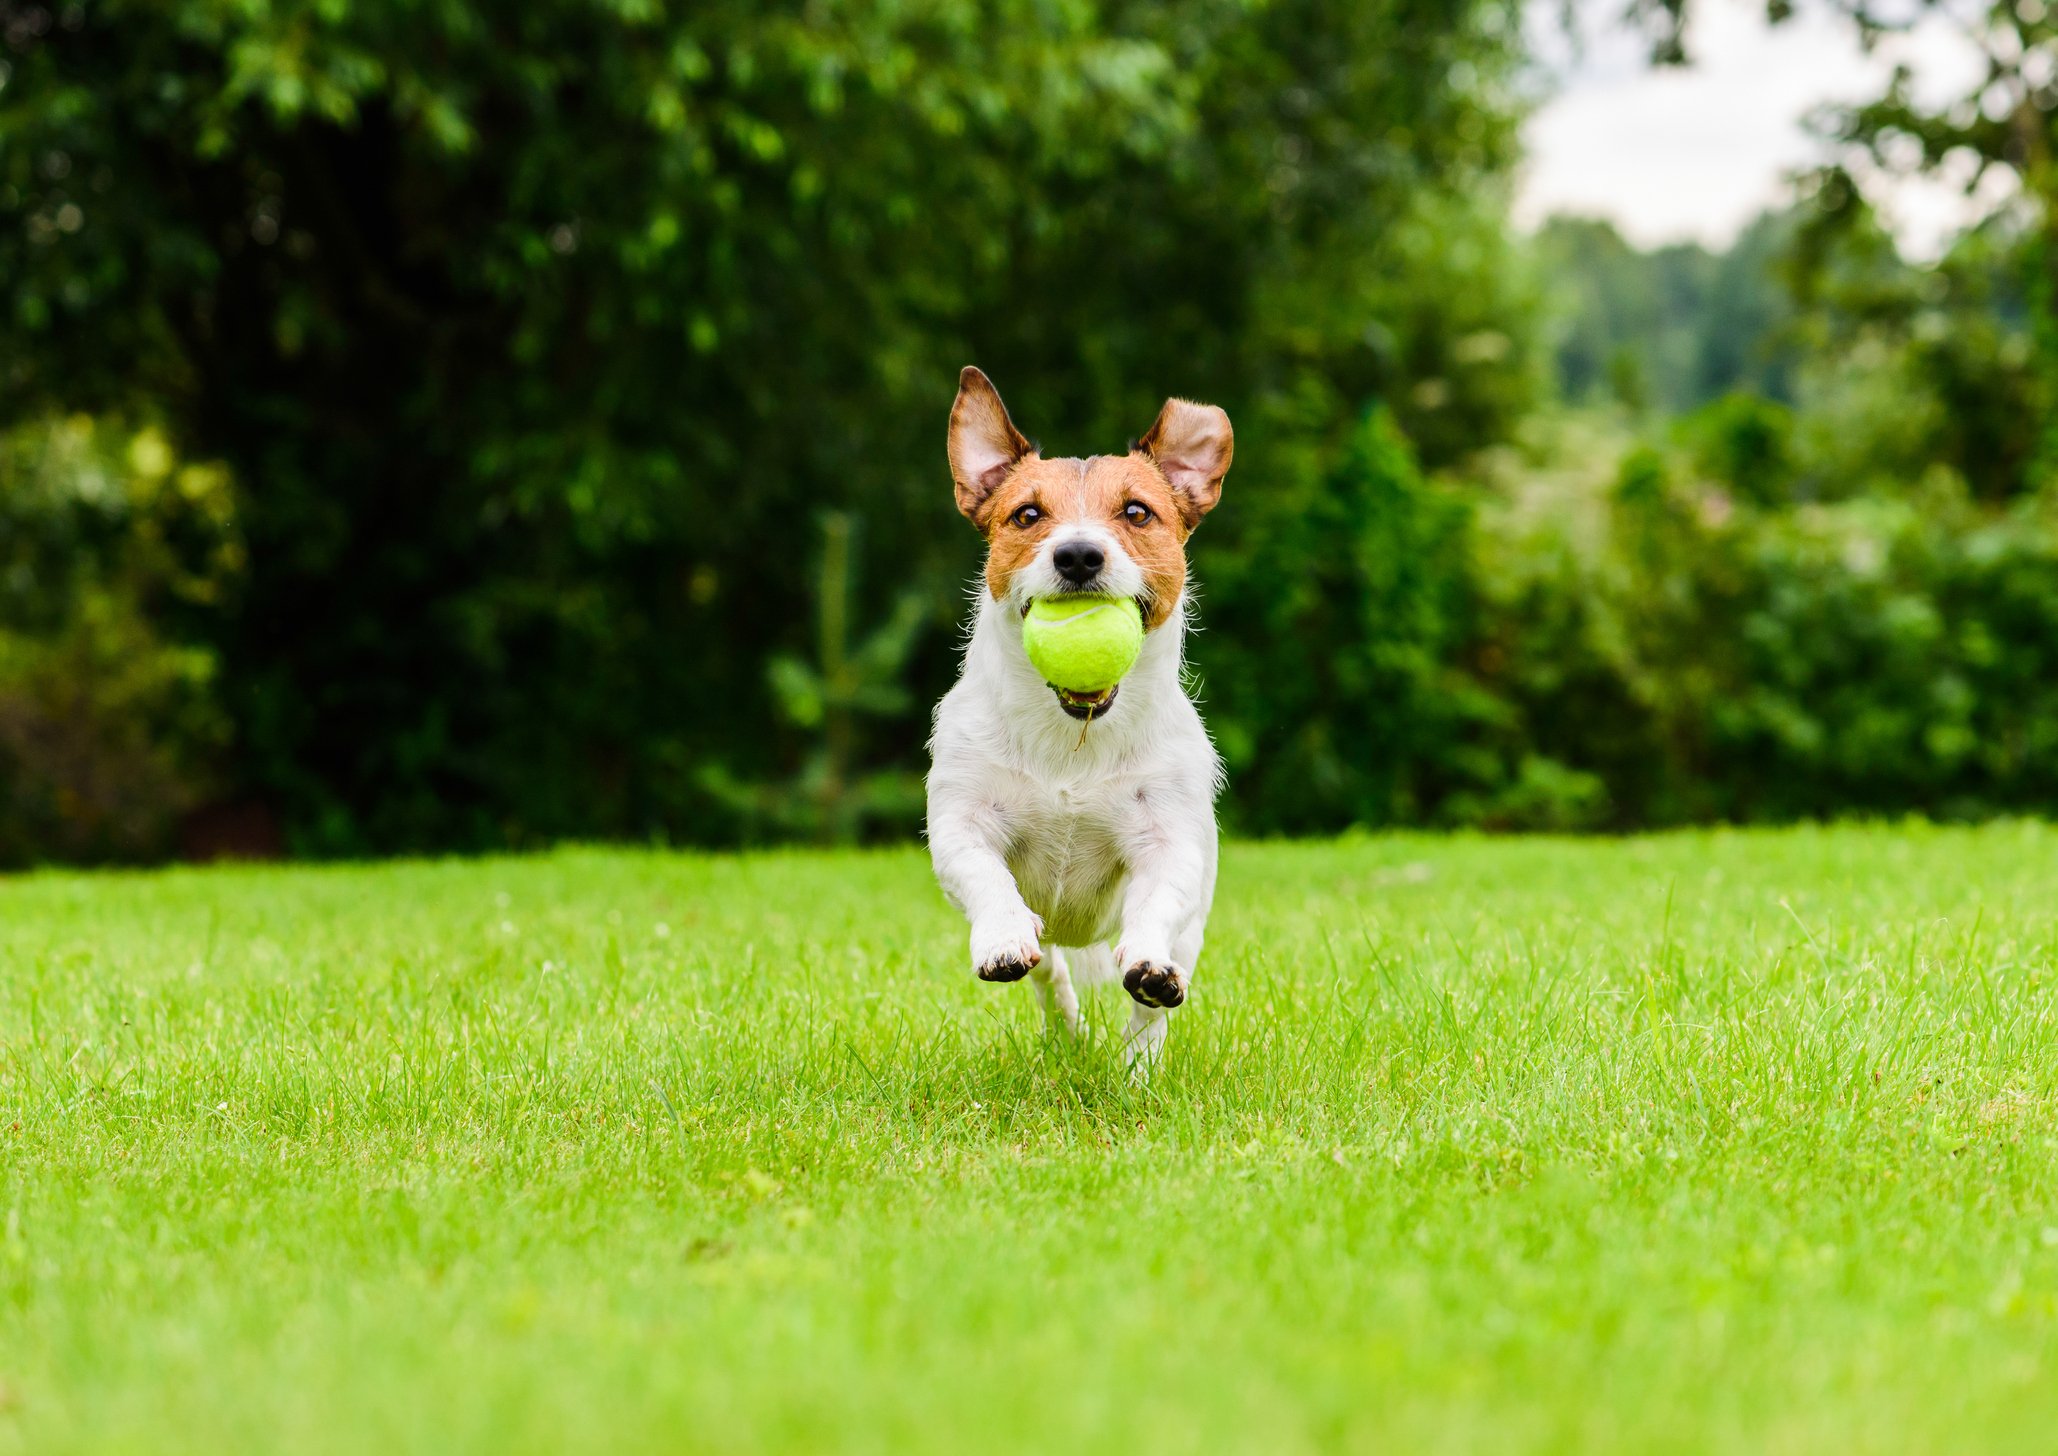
4,825,2058,1453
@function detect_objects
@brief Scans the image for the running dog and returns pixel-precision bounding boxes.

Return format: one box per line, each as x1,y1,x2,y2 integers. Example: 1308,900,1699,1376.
925,366,1231,1067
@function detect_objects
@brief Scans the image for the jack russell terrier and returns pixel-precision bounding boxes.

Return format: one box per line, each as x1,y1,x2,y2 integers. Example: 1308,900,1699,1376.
925,366,1231,1067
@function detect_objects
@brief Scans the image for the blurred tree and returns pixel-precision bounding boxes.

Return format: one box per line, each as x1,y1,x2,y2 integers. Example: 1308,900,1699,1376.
1201,404,1488,834
0,0,1534,854
1693,210,1801,402
1632,0,2058,479
1533,211,1798,415
0,416,239,864
1678,393,1795,508
1469,435,2058,826
698,511,926,844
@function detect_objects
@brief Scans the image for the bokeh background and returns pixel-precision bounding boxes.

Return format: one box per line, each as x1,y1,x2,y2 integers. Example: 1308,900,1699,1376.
3,0,2054,865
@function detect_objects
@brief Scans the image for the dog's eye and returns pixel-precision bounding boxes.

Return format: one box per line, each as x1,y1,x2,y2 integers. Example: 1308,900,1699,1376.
1123,502,1153,527
1010,504,1043,529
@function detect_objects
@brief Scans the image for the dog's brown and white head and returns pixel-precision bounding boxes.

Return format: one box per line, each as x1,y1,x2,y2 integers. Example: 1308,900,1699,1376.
947,366,1232,717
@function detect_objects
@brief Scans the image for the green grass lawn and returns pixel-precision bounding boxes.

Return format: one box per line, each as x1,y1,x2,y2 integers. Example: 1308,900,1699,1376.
4,825,2058,1453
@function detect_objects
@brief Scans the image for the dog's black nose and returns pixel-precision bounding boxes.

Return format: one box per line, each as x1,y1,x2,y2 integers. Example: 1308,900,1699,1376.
1053,539,1105,584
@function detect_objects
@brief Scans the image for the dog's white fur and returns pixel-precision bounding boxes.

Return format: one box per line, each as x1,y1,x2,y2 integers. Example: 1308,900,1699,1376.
926,445,1225,1070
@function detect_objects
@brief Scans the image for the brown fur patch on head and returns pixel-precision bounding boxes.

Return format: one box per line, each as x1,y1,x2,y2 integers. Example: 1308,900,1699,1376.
977,456,1073,603
980,455,1191,630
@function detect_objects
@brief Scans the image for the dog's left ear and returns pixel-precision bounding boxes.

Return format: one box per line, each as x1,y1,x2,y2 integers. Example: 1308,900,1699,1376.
1137,397,1233,528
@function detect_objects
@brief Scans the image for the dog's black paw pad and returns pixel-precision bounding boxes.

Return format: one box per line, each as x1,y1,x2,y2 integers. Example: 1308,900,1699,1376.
978,955,1035,983
1123,961,1186,1008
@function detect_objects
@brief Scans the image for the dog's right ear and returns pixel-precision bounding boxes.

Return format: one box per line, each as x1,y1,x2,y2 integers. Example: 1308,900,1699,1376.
948,366,1034,526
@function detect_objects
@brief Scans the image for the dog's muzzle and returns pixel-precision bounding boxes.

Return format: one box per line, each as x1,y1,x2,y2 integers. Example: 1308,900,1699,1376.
1053,684,1118,721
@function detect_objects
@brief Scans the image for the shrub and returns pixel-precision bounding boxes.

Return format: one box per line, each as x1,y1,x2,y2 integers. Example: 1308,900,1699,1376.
0,418,238,866
1465,439,2058,827
1199,406,1488,834
1679,393,1796,507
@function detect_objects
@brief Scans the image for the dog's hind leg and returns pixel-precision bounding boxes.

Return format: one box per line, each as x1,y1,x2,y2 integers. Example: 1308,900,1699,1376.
1064,942,1121,990
1030,947,1082,1038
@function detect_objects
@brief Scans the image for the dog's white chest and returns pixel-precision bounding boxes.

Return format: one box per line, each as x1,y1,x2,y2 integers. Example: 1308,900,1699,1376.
1003,782,1132,945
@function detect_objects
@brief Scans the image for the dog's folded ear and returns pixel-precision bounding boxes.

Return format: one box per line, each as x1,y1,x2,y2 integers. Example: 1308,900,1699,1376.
1138,397,1233,529
948,366,1034,526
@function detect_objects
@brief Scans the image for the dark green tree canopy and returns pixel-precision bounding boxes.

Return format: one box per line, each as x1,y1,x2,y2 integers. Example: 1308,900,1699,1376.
1,0,1532,852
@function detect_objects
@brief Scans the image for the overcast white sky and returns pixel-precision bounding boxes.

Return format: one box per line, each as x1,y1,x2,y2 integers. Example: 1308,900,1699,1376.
1516,0,2004,258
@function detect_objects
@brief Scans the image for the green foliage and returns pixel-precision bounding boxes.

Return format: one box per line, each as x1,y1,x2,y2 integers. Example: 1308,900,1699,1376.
14,0,2058,856
699,512,927,845
0,0,1533,858
1468,445,2058,826
1199,406,1485,834
1533,211,1799,416
0,417,238,865
1478,180,2058,834
1783,211,2051,503
1677,393,1795,507
1645,2,2058,486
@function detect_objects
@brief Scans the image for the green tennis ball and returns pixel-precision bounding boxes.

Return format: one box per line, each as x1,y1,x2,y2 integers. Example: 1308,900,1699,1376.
1021,595,1144,693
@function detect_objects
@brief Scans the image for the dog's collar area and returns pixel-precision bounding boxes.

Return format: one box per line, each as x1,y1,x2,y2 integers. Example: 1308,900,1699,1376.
1054,684,1118,721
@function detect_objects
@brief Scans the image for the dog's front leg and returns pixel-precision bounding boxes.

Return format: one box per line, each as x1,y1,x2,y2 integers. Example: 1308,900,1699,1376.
1113,798,1213,1020
928,791,1042,983
1116,858,1207,1072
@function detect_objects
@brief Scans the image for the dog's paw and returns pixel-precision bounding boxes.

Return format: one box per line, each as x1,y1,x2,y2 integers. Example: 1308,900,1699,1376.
970,911,1043,984
1122,959,1187,1009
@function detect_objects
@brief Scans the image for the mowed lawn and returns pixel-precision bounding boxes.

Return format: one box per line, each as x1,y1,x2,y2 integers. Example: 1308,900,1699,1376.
4,827,2058,1454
